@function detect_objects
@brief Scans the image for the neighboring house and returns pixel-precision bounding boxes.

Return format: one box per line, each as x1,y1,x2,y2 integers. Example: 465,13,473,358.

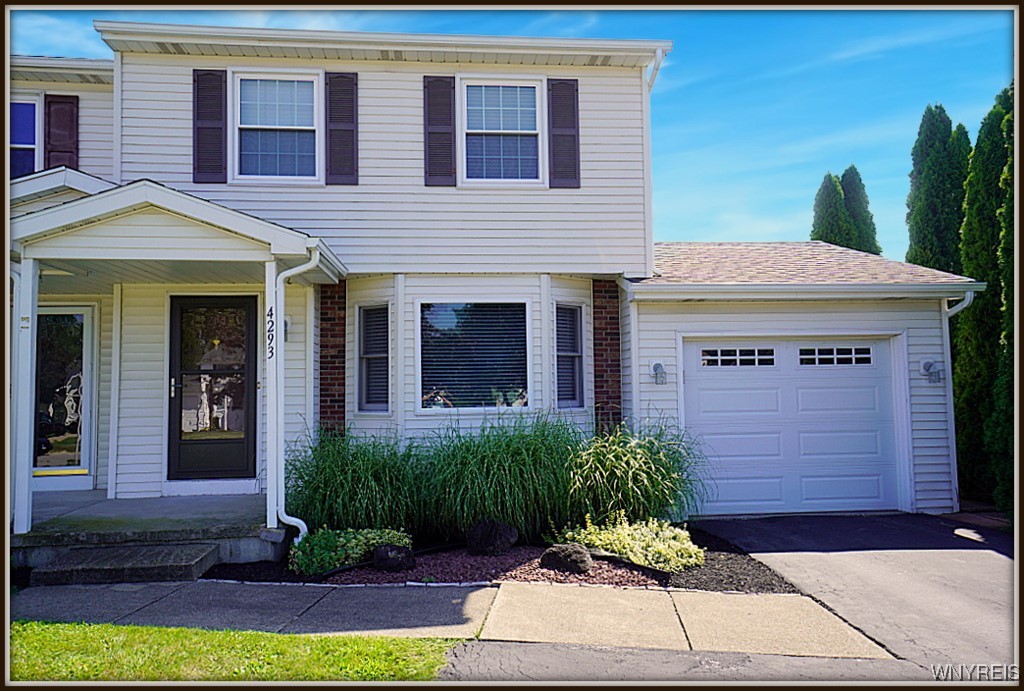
8,21,982,535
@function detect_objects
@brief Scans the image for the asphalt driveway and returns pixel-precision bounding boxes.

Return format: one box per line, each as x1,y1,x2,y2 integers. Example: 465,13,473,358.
697,513,1015,671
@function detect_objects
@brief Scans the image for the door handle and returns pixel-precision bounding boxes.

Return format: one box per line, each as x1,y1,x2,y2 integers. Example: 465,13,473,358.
170,377,184,398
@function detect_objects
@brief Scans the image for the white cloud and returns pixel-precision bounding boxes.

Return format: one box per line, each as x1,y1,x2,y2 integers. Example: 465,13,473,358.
523,11,599,38
10,13,111,58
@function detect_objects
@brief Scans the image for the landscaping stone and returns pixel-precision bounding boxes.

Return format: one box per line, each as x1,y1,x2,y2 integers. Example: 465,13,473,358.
466,519,518,556
540,544,593,574
373,544,416,572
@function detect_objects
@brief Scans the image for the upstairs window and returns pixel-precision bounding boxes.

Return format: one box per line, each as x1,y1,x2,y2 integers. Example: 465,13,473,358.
10,101,40,179
556,304,584,408
236,77,317,178
420,302,528,409
463,82,540,181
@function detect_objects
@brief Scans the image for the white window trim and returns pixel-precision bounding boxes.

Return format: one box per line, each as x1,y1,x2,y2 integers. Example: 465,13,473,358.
356,301,392,415
414,298,534,416
11,90,45,176
228,68,325,186
555,301,587,410
455,74,548,189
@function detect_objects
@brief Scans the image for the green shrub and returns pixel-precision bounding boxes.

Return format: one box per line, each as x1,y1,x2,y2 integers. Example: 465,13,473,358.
286,428,427,532
568,421,707,523
289,527,412,576
556,511,705,572
424,413,584,541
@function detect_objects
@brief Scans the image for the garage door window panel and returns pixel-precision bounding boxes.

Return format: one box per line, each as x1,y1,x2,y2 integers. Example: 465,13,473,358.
701,347,775,367
799,346,873,367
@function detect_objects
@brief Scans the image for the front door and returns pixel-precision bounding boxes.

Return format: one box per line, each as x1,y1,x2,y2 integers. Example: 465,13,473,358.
168,296,257,480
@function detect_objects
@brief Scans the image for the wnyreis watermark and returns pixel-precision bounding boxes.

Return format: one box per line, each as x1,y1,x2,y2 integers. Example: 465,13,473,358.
931,664,1019,681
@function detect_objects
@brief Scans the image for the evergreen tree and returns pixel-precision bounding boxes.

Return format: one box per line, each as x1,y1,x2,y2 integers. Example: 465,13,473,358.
839,165,882,254
985,84,1014,516
810,173,856,248
953,87,1011,501
905,105,970,274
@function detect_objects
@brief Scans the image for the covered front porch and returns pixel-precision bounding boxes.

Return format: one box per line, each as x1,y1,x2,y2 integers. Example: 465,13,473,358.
10,172,345,536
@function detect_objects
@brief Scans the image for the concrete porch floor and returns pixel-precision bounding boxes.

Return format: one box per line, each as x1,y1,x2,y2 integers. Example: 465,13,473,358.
27,490,266,533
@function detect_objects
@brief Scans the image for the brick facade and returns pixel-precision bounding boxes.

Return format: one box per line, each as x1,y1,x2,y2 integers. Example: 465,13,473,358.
318,280,346,429
591,278,622,431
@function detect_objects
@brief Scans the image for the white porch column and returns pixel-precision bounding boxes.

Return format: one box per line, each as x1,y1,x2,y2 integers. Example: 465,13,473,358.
12,258,39,533
264,260,281,529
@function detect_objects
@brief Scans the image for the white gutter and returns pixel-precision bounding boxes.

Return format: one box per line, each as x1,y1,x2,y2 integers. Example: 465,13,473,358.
272,248,321,541
622,281,987,302
944,290,976,318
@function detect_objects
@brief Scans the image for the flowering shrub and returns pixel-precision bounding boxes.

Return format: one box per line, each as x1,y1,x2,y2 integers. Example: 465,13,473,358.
556,511,705,572
289,527,412,576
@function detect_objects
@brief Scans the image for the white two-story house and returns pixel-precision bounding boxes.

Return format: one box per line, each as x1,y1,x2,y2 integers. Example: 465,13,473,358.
9,21,981,536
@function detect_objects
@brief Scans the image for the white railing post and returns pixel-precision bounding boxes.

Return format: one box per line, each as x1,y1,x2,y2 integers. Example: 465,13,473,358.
264,260,280,529
13,258,39,533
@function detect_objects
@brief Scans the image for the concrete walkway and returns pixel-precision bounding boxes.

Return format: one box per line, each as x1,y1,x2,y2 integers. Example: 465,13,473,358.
11,578,897,679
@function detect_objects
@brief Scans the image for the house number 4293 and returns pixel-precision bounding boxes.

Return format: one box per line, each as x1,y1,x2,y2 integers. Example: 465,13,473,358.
266,306,276,360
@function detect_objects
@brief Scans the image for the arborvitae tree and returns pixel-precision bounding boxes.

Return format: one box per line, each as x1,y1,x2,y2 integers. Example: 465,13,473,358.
986,84,1014,516
839,165,882,254
811,173,857,248
906,105,970,274
953,86,1011,501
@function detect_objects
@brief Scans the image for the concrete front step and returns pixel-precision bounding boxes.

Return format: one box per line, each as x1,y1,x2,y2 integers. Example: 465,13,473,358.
30,544,220,586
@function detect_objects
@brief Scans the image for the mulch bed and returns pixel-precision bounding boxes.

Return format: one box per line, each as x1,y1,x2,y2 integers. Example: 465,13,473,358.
202,527,799,594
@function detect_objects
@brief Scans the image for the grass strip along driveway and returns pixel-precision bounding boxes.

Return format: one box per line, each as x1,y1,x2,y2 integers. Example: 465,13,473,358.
10,621,456,682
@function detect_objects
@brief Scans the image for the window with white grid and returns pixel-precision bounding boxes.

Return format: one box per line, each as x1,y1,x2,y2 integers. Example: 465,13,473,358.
798,346,873,366
700,347,776,367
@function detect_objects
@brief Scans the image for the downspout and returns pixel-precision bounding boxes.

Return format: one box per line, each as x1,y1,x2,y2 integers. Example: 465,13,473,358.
272,247,321,541
647,48,665,90
944,290,975,318
941,289,976,513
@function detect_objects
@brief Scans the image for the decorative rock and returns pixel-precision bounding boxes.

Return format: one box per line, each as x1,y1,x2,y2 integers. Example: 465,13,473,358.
540,543,593,574
373,544,416,572
466,519,519,556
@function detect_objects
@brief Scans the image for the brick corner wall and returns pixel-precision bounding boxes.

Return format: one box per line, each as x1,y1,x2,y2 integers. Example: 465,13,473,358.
592,278,622,432
318,280,346,430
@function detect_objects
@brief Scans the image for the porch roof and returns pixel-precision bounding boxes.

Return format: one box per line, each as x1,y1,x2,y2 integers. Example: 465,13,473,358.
11,166,117,206
10,178,346,293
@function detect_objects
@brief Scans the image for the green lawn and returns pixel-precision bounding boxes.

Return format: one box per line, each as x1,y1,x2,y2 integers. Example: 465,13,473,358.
10,621,457,682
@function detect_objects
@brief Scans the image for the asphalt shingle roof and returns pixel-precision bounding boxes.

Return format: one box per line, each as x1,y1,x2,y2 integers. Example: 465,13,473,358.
640,241,976,285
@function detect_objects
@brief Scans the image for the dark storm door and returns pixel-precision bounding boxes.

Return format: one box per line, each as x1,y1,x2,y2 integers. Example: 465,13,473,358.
168,296,257,480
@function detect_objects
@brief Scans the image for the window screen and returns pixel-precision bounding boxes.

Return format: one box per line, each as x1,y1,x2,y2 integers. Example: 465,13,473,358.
359,305,389,411
556,304,583,408
238,78,316,177
464,84,539,180
420,303,528,408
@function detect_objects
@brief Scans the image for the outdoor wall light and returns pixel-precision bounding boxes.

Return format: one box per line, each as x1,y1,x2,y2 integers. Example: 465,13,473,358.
650,361,667,385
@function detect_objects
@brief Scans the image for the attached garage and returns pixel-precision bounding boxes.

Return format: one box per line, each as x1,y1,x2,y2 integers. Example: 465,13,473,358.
682,338,899,515
621,242,984,517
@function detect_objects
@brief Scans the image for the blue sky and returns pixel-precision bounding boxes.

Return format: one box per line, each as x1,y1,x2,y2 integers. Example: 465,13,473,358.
9,8,1015,259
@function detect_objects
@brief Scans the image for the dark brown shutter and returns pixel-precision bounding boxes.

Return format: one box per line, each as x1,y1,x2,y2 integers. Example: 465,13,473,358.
44,95,79,170
548,79,580,189
326,72,358,185
193,69,227,183
423,76,456,186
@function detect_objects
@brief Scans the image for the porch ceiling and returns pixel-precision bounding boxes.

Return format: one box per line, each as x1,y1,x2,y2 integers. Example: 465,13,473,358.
35,258,278,295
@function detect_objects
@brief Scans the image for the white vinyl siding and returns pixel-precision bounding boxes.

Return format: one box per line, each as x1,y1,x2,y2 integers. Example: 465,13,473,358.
11,189,89,218
632,299,957,514
12,81,115,182
119,54,647,275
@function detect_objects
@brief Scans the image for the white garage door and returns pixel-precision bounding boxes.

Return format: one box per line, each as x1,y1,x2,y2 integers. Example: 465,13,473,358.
684,339,899,515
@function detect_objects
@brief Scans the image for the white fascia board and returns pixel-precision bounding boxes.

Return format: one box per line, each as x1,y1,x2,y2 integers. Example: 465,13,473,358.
94,20,672,62
306,238,348,280
12,180,311,256
10,167,117,203
621,280,987,301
